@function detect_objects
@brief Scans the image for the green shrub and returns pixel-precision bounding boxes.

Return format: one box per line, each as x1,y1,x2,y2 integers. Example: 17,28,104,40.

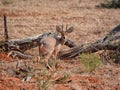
80,53,102,72
100,50,120,65
36,76,50,90
2,0,13,5
55,73,70,84
0,41,4,52
97,0,120,8
35,70,54,90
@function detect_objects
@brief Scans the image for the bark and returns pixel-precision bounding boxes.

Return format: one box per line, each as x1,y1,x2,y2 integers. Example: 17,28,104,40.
59,24,120,59
0,24,120,59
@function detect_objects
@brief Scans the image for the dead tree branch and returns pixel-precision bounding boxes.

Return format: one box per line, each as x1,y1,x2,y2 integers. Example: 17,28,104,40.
0,17,120,59
59,24,120,59
4,14,9,41
7,32,76,52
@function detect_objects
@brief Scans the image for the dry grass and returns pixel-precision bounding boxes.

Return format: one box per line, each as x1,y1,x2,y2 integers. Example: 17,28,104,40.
0,0,120,90
0,0,120,41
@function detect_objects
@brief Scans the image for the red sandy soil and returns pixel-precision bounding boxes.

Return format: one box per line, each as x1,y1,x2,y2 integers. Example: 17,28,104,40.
0,0,120,90
0,53,119,90
0,53,13,61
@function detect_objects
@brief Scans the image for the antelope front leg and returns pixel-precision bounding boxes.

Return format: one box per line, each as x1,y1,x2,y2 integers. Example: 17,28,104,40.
52,52,58,71
45,54,53,71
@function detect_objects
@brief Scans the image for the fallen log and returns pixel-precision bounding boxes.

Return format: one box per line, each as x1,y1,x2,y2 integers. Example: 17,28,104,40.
6,32,76,51
0,32,76,58
0,24,120,59
59,24,120,59
59,39,120,59
7,50,32,59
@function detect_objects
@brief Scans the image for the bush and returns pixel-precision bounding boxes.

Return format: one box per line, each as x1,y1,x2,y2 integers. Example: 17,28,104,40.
100,50,120,65
35,70,54,90
2,0,13,5
0,41,5,52
80,53,102,72
97,0,120,8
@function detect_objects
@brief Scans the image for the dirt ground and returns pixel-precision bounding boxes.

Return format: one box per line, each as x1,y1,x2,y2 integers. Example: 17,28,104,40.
0,0,120,90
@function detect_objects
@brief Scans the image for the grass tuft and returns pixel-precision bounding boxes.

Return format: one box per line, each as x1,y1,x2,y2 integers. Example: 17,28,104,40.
35,70,54,90
80,53,102,72
2,0,13,5
97,0,120,9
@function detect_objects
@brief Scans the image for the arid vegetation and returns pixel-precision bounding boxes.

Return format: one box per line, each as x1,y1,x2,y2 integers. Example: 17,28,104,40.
0,0,120,90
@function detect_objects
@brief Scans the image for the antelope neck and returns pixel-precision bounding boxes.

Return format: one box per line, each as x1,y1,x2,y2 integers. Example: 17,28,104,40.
60,33,65,45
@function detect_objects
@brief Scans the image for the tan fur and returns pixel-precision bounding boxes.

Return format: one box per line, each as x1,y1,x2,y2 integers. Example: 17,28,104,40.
39,25,73,71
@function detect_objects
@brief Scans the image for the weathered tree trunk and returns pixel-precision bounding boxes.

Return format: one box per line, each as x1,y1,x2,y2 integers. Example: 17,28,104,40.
59,38,120,59
6,32,76,52
0,23,120,59
59,24,120,59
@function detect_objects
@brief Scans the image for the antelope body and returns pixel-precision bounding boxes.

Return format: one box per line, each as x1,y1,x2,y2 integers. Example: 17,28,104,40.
39,25,73,71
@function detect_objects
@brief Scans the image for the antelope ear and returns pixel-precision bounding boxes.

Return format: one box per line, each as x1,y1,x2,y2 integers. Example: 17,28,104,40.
66,27,73,33
56,26,62,33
